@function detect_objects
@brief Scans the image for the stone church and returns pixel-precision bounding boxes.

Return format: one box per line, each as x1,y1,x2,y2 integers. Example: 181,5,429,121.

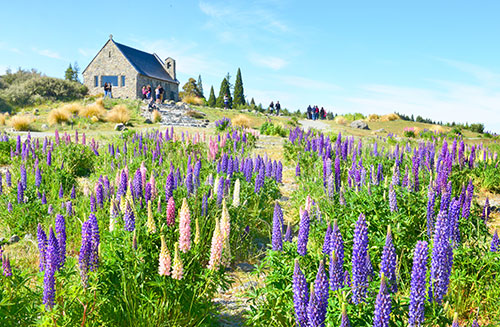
82,35,179,100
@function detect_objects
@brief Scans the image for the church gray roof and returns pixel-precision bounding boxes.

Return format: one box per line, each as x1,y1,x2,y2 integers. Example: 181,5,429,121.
113,40,178,83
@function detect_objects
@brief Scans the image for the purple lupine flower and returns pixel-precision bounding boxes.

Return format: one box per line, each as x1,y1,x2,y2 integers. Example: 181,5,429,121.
372,275,392,327
322,223,332,254
95,183,104,208
90,193,96,212
296,161,301,177
20,164,27,190
293,259,309,327
48,204,54,215
79,220,92,287
35,166,42,187
217,176,224,205
194,160,201,186
186,165,194,195
329,251,344,292
297,209,310,256
272,201,283,251
327,174,335,199
451,312,459,327
119,170,128,197
88,214,100,271
165,172,174,200
340,303,351,327
430,211,453,304
124,202,135,231
43,228,58,307
439,181,452,214
462,179,474,219
55,214,66,269
2,255,12,277
334,156,341,192
330,220,344,272
37,223,48,271
409,241,428,327
66,201,73,216
7,201,12,212
339,187,346,205
6,169,11,187
41,192,47,204
491,230,499,252
483,197,490,222
201,193,207,217
58,184,64,199
380,226,397,293
307,260,329,327
470,319,479,327
389,184,398,212
145,182,152,203
284,223,293,242
71,185,76,199
17,180,24,204
277,161,283,183
426,185,436,238
449,199,461,247
133,169,143,200
352,213,369,304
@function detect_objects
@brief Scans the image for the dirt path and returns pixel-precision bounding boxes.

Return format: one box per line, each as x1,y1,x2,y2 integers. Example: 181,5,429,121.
298,119,330,131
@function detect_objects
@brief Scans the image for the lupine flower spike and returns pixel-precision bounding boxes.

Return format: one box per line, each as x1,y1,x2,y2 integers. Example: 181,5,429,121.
146,200,156,233
178,198,191,253
372,273,392,327
171,242,183,280
409,241,428,327
158,235,171,276
208,218,223,270
293,259,309,327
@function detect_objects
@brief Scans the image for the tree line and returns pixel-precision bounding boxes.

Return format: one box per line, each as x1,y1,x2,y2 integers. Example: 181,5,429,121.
396,112,485,134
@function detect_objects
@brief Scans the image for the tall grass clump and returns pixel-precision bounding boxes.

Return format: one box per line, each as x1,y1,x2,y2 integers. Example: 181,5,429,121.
79,101,106,120
106,104,131,124
334,116,347,125
47,108,71,125
152,110,162,123
232,114,251,129
9,114,33,131
182,95,204,106
368,114,380,122
0,113,6,125
380,113,400,121
60,103,82,115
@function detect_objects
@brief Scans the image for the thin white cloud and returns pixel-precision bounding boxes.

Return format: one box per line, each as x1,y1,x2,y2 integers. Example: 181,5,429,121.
249,53,288,70
0,42,22,54
32,47,64,60
78,48,96,57
437,58,500,87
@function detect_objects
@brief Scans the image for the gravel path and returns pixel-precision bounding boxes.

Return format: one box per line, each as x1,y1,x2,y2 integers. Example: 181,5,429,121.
298,119,330,131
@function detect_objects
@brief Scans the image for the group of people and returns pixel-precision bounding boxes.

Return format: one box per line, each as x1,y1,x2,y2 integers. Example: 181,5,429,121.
268,101,281,115
103,82,113,98
142,85,165,110
307,105,327,120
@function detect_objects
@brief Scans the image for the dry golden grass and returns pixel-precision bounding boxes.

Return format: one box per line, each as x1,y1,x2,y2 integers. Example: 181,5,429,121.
48,108,71,125
182,95,204,105
367,114,380,122
60,103,82,115
90,116,99,123
79,102,106,120
9,114,33,131
232,114,251,128
152,110,162,123
186,110,205,119
95,98,104,107
380,113,400,122
106,104,131,124
0,114,6,126
334,116,348,125
431,125,446,134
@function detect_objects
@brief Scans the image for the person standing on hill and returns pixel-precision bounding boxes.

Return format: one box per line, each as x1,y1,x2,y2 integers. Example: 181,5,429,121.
320,107,325,120
306,105,312,119
275,101,281,116
155,85,161,104
158,85,164,103
224,94,229,109
269,101,274,115
103,82,110,98
141,86,147,99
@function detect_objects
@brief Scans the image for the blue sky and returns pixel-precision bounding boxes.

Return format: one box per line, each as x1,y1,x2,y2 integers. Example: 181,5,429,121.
1,0,500,131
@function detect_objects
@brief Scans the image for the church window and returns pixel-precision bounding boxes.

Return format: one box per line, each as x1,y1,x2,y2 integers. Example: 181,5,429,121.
101,75,118,86
94,76,98,87
121,76,125,87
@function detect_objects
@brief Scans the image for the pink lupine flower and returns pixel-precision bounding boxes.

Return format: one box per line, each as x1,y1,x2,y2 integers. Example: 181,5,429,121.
220,200,231,267
171,242,183,280
140,162,147,191
158,235,171,276
167,197,175,227
305,195,313,213
149,173,157,200
178,198,191,253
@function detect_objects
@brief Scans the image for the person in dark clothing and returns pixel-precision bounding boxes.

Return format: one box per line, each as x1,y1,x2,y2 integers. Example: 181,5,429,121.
320,107,325,120
104,82,111,98
269,101,274,115
307,105,312,119
315,106,319,120
158,85,164,103
275,101,281,116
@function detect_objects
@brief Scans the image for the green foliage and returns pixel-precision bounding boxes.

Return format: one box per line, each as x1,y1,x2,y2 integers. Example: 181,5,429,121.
207,86,216,107
216,77,232,108
233,68,245,106
179,77,203,99
342,112,365,121
197,75,204,98
260,121,288,137
64,62,80,82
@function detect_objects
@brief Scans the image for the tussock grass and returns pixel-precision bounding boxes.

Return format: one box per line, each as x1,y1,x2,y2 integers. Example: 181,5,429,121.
9,114,33,131
106,104,131,124
380,113,400,122
334,116,348,125
186,110,205,119
95,97,104,107
48,108,71,125
182,95,204,105
152,110,162,123
0,113,6,126
90,116,99,123
367,114,380,122
79,102,106,120
232,114,251,128
431,125,446,133
60,103,82,115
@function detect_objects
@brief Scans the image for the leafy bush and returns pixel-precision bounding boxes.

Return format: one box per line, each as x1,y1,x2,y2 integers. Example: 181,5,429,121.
260,121,288,137
403,127,416,138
